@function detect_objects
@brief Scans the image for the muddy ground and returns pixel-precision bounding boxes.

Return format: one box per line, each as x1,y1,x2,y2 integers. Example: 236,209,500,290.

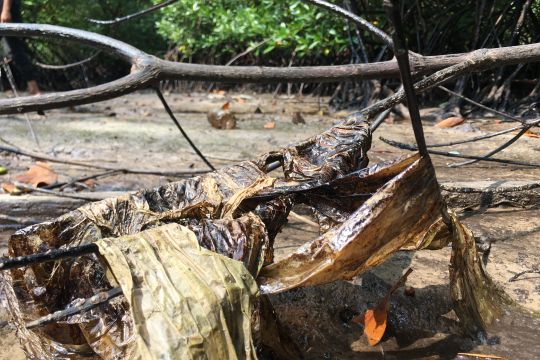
1,91,539,359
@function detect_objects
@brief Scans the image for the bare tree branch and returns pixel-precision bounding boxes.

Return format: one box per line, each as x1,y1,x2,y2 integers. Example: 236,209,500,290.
1,24,540,114
88,0,179,25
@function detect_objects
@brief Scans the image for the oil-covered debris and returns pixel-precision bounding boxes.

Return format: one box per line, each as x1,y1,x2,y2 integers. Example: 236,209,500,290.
0,117,509,359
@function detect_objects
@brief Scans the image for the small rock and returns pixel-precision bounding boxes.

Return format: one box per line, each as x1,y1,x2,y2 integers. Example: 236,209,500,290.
292,112,305,125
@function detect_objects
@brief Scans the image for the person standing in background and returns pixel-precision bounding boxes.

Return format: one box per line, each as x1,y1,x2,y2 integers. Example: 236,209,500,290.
0,0,41,95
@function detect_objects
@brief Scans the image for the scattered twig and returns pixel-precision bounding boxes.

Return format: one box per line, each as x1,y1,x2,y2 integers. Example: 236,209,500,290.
26,287,123,329
426,118,540,148
0,243,98,271
13,182,111,201
441,182,540,193
303,0,394,48
88,0,179,25
45,169,121,190
0,142,208,176
36,51,100,70
369,108,392,131
438,85,525,124
449,124,532,167
380,136,540,167
155,88,215,170
508,268,540,282
2,60,40,147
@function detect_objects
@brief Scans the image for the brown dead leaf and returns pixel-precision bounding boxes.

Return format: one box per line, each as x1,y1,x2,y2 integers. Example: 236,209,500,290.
362,302,388,346
435,116,465,128
14,162,58,188
518,129,540,138
264,121,276,129
222,101,230,110
352,268,413,346
1,182,21,194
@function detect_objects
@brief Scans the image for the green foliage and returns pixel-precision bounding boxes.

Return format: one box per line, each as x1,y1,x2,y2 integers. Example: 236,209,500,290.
154,0,365,63
21,0,166,58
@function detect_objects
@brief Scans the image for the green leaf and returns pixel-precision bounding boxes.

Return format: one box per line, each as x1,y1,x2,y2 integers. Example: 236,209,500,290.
0,165,7,175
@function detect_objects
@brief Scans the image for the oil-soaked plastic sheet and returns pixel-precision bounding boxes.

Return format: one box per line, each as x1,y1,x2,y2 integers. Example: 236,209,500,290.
95,223,259,360
258,154,446,293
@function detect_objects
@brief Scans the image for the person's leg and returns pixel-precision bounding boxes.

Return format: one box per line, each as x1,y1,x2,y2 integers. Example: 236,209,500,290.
5,0,40,94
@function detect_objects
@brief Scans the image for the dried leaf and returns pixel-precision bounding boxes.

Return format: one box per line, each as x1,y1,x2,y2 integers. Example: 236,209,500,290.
14,162,58,187
222,101,230,110
520,129,540,138
457,353,505,360
363,268,413,345
264,121,276,129
363,302,388,346
435,116,465,128
1,183,21,194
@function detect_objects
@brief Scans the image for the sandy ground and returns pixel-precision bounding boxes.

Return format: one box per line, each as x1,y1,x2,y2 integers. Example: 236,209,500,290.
1,91,540,359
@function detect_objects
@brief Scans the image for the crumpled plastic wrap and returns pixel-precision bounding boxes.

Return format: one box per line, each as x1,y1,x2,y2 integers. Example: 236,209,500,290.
257,154,446,293
96,223,259,360
1,114,506,357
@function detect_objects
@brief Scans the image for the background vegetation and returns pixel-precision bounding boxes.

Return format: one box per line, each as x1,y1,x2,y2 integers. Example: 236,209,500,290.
11,0,540,113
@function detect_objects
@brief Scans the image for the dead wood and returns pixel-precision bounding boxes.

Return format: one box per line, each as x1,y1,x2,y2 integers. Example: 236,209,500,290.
2,24,540,114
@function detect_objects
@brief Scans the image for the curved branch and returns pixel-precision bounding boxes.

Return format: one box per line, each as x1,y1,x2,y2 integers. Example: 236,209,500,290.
303,0,394,48
88,0,179,25
36,51,100,70
1,24,540,114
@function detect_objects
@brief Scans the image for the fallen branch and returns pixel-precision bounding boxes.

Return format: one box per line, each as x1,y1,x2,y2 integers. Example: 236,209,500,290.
380,136,540,167
425,118,540,148
0,243,98,271
2,24,540,114
26,287,123,329
0,143,208,176
449,124,533,167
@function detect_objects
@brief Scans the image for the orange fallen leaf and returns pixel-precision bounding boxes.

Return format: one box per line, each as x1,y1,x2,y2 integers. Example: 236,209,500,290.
264,121,276,129
221,101,230,110
435,116,465,128
353,268,413,346
519,129,540,138
14,162,58,188
1,182,21,194
457,353,505,360
363,301,389,346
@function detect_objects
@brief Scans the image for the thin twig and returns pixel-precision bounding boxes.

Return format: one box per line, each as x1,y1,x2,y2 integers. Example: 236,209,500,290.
426,118,540,148
88,0,179,25
369,108,392,131
2,60,40,147
508,269,540,282
13,182,111,201
380,136,540,167
155,88,215,170
303,0,394,48
0,243,98,271
26,287,123,329
0,142,208,176
449,125,531,167
45,169,121,190
36,52,100,70
438,85,525,124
